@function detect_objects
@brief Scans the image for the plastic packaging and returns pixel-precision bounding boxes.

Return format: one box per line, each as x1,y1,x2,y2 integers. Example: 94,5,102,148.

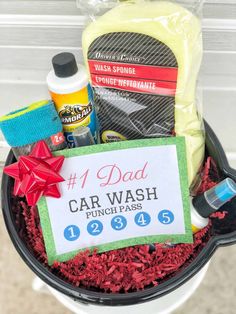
77,0,204,18
80,0,205,186
47,52,98,146
66,126,95,148
0,100,67,158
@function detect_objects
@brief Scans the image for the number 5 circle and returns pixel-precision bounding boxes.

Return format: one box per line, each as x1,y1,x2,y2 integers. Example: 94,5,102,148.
87,220,103,236
158,210,175,225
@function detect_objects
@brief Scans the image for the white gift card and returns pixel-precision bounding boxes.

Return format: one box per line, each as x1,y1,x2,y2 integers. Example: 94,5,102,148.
38,137,193,265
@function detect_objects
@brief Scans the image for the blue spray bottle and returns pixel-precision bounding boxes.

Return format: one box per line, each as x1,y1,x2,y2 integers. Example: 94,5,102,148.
191,178,236,233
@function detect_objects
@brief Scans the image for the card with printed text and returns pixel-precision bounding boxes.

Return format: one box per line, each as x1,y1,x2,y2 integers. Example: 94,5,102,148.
38,137,193,265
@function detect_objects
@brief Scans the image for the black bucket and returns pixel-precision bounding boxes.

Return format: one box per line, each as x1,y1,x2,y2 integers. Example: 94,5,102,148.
2,121,236,307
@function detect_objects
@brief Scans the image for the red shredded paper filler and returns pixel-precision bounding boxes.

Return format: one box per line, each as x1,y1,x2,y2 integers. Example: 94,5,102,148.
12,157,226,293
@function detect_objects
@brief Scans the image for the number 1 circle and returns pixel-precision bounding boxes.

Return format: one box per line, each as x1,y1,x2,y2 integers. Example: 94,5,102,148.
64,225,80,241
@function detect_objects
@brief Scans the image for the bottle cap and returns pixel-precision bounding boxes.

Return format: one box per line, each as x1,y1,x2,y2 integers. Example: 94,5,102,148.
73,127,95,147
52,52,78,78
193,178,236,218
214,178,236,203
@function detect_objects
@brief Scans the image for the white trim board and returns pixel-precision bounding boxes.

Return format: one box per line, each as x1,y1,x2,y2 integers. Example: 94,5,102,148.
0,0,236,18
1,15,236,30
0,15,86,27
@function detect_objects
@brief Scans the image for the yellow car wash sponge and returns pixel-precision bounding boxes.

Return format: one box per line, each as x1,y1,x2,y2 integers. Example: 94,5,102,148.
82,0,205,186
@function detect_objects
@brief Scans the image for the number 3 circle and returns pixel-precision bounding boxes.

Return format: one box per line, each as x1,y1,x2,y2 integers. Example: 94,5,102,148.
158,210,175,225
111,215,127,231
87,220,103,236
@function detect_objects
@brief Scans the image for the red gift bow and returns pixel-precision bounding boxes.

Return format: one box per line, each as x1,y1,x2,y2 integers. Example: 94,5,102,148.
4,140,65,206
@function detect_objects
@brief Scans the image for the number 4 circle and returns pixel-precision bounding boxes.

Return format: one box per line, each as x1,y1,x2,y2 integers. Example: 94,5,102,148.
135,212,151,227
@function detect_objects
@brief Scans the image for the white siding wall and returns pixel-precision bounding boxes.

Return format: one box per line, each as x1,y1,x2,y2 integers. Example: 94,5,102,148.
0,0,236,164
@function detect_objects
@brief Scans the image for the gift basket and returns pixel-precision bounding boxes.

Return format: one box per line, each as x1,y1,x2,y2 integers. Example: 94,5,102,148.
1,0,236,310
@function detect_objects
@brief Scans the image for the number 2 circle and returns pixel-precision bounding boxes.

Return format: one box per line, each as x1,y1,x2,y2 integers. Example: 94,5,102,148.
87,220,103,236
64,225,80,241
111,215,127,231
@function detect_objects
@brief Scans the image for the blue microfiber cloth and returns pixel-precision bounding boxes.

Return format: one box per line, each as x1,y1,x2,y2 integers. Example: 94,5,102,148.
0,100,63,147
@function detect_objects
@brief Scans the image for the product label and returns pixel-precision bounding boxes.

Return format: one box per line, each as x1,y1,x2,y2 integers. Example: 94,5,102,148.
58,103,93,125
50,85,97,142
87,32,178,142
102,130,127,143
51,132,65,146
89,61,178,96
192,225,200,234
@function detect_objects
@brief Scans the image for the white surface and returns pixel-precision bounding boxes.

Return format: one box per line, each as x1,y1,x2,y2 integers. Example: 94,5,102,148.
43,263,210,314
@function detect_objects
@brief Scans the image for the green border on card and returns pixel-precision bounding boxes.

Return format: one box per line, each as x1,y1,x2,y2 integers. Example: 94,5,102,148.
37,137,193,265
